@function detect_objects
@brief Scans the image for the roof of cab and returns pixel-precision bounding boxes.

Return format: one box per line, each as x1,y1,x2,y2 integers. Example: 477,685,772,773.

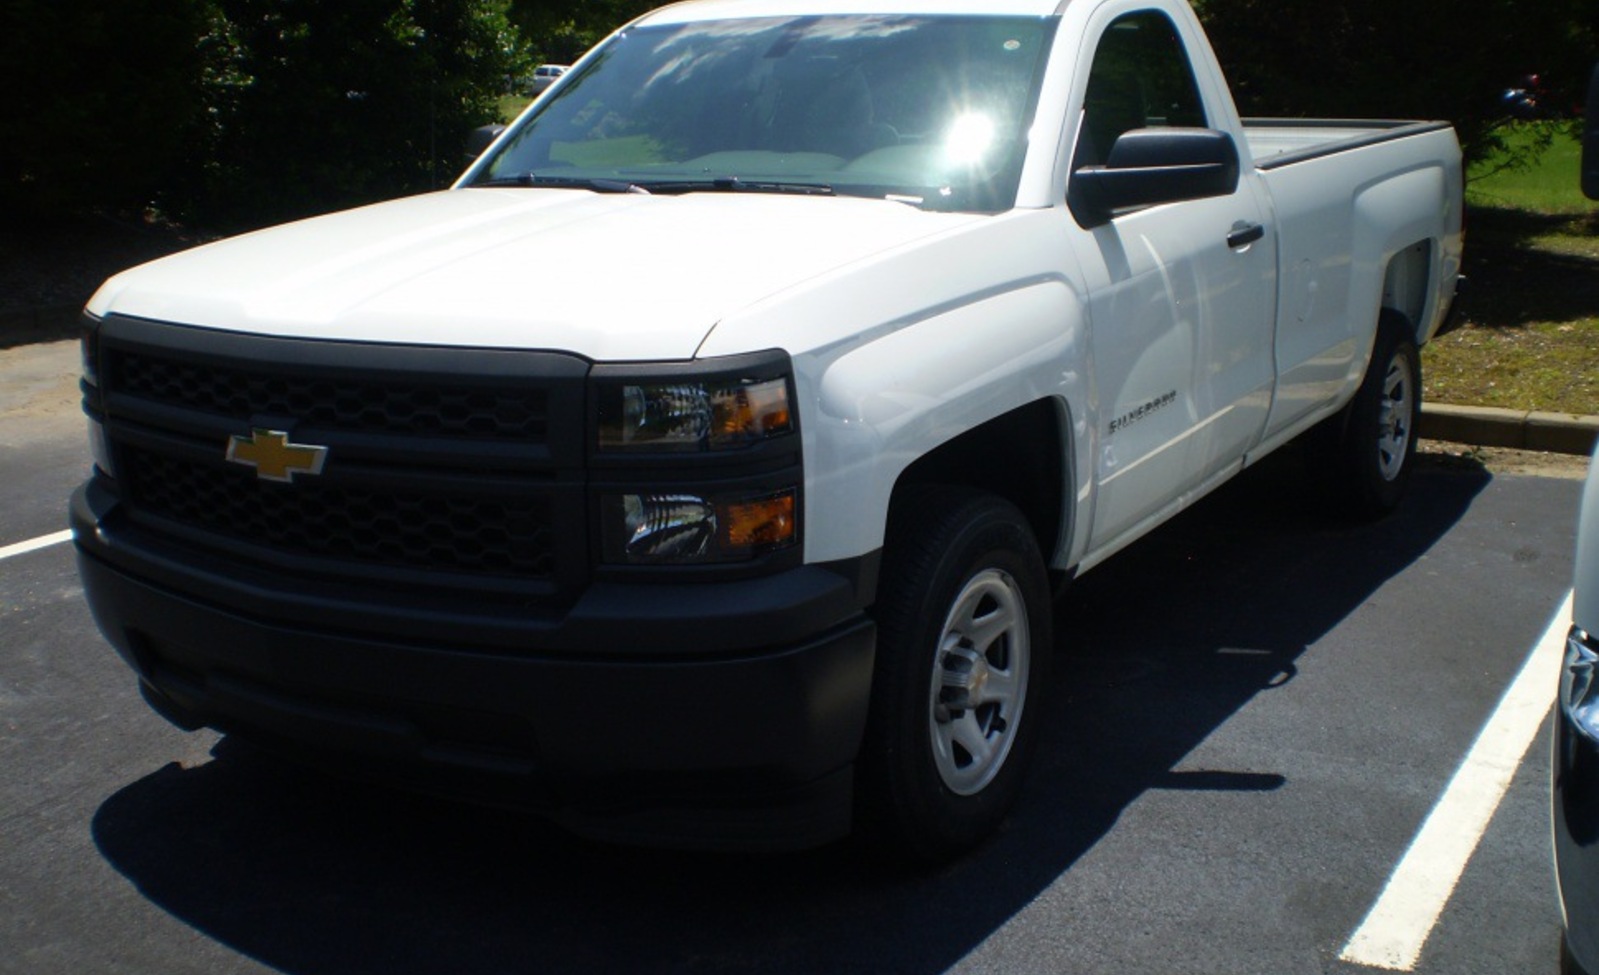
632,0,1070,27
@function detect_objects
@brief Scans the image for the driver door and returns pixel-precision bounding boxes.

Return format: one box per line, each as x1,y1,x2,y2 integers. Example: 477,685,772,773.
1065,7,1276,551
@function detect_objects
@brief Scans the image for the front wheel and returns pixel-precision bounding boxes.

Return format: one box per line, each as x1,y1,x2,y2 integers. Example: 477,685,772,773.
855,488,1052,862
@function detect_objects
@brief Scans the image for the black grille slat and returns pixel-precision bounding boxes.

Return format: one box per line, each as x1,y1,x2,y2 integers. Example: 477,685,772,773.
115,351,550,441
124,449,555,578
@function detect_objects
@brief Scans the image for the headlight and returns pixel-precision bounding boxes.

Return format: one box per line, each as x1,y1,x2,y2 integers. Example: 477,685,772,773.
597,376,792,452
603,488,798,565
590,352,802,570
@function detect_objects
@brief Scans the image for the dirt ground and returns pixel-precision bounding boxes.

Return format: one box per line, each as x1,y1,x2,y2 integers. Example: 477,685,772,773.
0,340,85,448
1419,440,1590,479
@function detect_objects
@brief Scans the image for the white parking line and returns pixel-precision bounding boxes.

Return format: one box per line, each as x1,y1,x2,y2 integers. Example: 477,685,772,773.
1339,591,1572,971
0,529,73,562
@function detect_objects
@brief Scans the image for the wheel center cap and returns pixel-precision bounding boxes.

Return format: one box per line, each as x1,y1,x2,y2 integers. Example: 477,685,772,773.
970,661,990,696
962,654,992,703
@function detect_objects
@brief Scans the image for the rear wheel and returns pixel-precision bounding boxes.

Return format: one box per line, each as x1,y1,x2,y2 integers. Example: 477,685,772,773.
856,488,1052,862
1332,310,1421,517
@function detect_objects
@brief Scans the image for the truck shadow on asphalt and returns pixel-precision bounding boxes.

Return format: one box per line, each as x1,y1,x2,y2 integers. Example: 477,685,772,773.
90,450,1491,975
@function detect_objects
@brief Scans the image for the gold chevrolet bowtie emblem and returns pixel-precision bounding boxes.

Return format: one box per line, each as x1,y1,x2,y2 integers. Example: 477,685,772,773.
225,429,329,483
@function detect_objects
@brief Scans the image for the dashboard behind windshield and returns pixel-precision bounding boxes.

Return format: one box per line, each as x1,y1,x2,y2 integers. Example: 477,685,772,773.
468,15,1056,212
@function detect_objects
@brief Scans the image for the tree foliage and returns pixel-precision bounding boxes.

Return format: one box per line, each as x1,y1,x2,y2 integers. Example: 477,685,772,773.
1192,0,1598,168
177,0,528,227
2,0,527,228
0,0,212,221
506,0,653,64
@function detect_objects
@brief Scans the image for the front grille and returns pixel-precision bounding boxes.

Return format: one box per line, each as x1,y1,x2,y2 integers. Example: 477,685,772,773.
124,448,554,578
95,316,590,603
116,350,550,441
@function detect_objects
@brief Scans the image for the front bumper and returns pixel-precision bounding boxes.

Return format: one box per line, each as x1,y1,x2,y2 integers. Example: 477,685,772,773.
72,481,877,850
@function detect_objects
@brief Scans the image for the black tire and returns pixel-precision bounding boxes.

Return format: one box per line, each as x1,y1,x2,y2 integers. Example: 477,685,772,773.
1333,310,1421,517
855,487,1052,863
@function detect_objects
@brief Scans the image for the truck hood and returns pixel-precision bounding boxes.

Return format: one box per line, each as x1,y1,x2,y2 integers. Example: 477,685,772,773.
88,188,979,361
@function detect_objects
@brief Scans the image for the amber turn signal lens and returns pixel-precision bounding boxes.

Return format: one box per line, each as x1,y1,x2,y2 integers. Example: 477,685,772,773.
722,491,797,551
713,378,792,445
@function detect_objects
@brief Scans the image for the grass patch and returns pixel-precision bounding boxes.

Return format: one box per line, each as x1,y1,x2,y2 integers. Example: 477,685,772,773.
497,94,533,123
1423,126,1599,416
1465,124,1589,215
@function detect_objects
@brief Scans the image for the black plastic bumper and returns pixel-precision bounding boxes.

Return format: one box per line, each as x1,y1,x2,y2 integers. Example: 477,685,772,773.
72,482,877,850
1557,671,1599,970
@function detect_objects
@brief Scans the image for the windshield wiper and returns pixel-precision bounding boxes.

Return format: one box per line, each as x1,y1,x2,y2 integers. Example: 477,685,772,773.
474,172,650,194
476,172,837,197
635,176,835,197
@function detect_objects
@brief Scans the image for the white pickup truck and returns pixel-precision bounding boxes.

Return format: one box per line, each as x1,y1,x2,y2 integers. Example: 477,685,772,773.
72,0,1462,858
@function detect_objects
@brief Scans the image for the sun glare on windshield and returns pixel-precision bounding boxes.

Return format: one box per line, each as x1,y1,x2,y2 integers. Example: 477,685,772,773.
943,113,999,166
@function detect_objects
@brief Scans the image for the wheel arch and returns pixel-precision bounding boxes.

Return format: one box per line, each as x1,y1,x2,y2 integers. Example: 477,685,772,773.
887,397,1073,582
1381,238,1436,345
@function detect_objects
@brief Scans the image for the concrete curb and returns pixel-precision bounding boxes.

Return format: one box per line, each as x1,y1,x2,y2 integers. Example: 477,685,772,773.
1420,403,1599,457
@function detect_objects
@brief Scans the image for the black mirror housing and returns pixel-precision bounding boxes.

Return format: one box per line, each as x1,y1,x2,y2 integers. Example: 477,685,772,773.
465,124,507,167
1070,127,1241,227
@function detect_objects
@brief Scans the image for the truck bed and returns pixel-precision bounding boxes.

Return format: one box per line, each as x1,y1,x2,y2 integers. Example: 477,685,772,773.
1242,118,1453,169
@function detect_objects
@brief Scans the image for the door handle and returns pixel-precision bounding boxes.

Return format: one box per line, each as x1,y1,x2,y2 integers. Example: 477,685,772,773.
1227,222,1266,249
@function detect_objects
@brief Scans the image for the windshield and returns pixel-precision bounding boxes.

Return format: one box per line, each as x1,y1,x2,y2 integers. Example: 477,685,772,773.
467,15,1056,212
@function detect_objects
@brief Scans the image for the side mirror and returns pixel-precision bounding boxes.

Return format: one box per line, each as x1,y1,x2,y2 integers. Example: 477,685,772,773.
465,123,507,166
1583,62,1598,201
1070,127,1241,227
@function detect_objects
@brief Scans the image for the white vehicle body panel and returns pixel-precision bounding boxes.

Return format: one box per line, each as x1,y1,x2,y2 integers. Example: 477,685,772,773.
700,209,1089,562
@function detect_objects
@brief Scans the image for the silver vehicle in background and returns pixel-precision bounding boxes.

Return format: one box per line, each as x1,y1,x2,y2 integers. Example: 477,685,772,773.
528,64,568,95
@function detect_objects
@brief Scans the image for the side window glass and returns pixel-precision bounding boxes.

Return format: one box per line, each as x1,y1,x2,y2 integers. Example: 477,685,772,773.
1074,11,1207,169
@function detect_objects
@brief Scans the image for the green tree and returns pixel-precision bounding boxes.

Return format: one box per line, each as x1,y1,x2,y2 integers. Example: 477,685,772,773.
1192,0,1599,168
180,0,529,227
0,0,212,221
507,0,653,64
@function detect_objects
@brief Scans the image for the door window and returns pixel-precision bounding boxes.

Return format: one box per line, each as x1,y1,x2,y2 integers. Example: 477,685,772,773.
1074,11,1208,169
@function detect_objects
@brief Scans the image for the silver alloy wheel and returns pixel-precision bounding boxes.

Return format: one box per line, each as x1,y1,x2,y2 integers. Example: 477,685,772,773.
927,567,1031,796
1375,347,1415,482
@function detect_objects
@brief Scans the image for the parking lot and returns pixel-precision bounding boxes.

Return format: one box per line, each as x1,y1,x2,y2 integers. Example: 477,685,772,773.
0,337,1585,974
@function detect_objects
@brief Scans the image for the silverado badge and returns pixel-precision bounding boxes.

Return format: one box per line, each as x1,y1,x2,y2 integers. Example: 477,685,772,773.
225,429,328,483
